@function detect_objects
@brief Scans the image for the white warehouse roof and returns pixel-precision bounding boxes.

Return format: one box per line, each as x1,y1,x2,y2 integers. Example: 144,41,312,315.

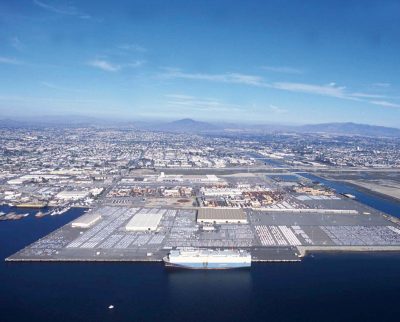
71,212,101,228
126,211,164,231
56,190,89,200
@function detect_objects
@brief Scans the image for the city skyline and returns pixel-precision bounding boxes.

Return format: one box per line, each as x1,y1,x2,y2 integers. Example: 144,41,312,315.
1,0,400,126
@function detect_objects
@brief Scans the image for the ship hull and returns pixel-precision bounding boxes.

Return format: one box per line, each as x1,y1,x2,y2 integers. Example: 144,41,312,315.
163,256,251,270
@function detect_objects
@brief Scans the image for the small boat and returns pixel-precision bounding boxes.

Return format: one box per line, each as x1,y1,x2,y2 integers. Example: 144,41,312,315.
58,206,71,214
342,193,356,199
35,211,46,218
0,212,25,221
51,208,61,216
51,206,71,216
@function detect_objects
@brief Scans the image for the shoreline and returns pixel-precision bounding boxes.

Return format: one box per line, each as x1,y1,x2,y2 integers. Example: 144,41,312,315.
335,179,400,203
6,246,400,263
313,172,400,204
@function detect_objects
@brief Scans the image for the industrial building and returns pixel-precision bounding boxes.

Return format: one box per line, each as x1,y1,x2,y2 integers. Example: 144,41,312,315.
126,210,164,231
56,190,89,200
71,213,102,228
197,208,248,224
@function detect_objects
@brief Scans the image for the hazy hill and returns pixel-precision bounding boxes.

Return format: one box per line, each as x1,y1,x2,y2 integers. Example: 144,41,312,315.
0,119,27,128
153,118,220,133
1,116,400,137
297,122,400,137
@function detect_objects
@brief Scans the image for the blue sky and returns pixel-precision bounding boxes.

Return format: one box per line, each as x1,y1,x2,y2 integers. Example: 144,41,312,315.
1,0,400,126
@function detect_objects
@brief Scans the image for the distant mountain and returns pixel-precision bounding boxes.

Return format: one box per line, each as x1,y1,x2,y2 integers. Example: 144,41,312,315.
0,115,137,128
153,118,220,133
32,115,106,125
297,122,400,137
1,116,399,137
0,118,27,128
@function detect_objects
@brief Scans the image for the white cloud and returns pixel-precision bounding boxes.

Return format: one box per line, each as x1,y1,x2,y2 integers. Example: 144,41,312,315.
162,69,348,98
161,68,400,109
272,82,347,98
88,59,145,72
40,81,85,93
126,60,146,68
0,94,98,104
166,94,241,112
262,65,303,74
88,59,120,72
160,69,265,86
0,56,22,65
118,44,147,52
370,100,400,108
268,104,287,114
11,37,24,51
166,94,196,100
372,83,391,88
33,0,91,19
351,92,387,99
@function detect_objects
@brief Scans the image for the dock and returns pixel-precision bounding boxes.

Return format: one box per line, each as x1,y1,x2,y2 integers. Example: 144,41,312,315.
6,204,400,263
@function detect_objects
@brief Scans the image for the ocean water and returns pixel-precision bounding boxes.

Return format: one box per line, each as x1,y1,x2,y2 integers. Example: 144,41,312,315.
1,183,400,322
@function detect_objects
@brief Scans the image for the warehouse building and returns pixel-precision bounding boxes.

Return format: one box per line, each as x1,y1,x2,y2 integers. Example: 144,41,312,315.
71,212,102,228
126,211,164,231
197,208,247,224
56,190,89,201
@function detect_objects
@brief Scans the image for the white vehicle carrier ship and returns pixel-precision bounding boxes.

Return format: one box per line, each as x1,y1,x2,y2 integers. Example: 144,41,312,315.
163,248,251,269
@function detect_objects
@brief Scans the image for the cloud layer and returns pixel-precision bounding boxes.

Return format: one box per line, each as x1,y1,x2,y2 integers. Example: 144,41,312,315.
160,69,400,109
88,59,145,72
33,0,91,19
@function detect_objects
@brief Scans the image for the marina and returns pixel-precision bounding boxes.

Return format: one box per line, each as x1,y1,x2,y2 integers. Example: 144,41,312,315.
0,212,29,221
